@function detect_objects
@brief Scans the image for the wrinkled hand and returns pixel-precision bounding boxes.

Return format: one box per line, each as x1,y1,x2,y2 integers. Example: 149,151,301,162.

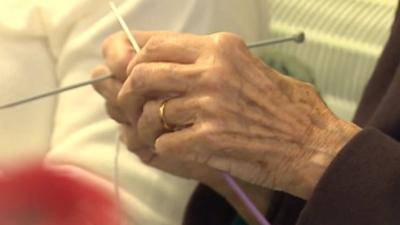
92,32,271,223
93,31,360,200
92,31,228,182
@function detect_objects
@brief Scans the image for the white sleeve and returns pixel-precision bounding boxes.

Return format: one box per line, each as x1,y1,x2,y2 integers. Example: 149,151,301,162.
44,1,270,225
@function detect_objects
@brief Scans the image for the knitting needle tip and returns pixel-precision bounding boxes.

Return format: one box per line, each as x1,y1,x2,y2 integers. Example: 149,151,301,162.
294,31,306,43
246,31,305,49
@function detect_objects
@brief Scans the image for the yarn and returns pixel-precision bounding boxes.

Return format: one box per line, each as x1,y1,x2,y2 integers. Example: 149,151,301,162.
0,163,120,225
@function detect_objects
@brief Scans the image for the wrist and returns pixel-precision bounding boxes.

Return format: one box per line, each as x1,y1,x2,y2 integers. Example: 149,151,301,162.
300,118,361,198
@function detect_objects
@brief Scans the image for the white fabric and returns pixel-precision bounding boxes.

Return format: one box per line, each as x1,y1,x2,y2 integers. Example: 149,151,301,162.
0,1,269,225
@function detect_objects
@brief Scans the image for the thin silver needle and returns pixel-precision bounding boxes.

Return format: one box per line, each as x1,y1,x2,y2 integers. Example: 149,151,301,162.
247,32,305,48
0,74,112,110
0,32,305,110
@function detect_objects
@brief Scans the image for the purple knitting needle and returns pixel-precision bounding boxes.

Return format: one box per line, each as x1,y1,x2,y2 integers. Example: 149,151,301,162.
222,173,272,225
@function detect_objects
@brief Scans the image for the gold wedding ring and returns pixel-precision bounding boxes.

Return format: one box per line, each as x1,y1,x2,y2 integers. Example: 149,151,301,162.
159,98,175,130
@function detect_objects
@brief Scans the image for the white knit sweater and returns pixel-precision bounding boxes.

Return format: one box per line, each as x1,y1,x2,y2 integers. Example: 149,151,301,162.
0,1,269,224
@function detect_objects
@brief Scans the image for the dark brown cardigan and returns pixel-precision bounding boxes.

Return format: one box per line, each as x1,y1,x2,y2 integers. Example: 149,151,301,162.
184,2,400,225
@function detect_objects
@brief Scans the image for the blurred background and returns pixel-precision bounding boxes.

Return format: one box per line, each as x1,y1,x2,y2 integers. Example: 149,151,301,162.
264,0,396,120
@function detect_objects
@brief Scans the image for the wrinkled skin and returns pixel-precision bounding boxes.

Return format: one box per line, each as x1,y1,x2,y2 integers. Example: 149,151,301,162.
92,31,360,222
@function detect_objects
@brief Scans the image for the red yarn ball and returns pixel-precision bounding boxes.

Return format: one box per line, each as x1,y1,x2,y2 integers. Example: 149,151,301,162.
0,164,120,225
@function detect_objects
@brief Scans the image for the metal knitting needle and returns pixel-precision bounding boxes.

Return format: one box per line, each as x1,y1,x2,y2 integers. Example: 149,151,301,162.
0,75,112,109
0,32,305,110
247,31,305,48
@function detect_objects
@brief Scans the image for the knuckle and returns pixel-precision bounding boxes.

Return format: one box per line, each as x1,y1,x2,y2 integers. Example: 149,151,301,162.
155,136,173,154
300,81,316,92
131,63,148,76
297,82,318,102
105,102,127,124
196,122,220,146
210,32,246,51
197,95,214,107
129,64,149,91
156,63,177,76
144,35,164,53
197,95,219,114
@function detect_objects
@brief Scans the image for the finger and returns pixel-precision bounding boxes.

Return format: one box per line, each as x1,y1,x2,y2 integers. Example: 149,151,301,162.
120,124,155,163
92,65,122,102
154,124,239,173
102,32,135,81
137,97,198,144
105,101,131,125
155,120,293,166
161,96,202,126
102,31,178,81
127,33,203,74
154,125,198,158
102,31,166,57
118,63,205,123
154,126,266,183
154,124,230,171
136,99,164,144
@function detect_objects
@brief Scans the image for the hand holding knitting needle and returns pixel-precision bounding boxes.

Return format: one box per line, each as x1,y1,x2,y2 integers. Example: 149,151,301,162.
93,32,273,224
93,31,361,202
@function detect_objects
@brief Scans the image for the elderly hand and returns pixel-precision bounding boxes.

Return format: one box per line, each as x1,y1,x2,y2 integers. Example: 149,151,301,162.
92,32,272,224
93,31,360,200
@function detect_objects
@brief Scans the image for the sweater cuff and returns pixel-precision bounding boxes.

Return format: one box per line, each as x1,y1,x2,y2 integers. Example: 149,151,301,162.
298,127,400,225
